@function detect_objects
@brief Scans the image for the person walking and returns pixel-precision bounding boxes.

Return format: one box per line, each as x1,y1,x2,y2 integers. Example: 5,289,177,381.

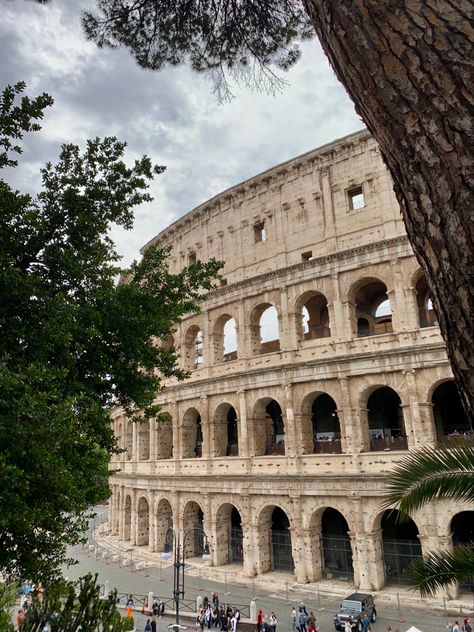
268,611,277,632
151,616,157,632
291,608,297,632
145,619,152,632
298,608,307,632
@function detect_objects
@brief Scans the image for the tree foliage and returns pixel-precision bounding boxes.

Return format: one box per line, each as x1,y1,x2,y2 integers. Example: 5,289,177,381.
83,0,314,101
17,574,134,631
384,442,474,595
0,82,222,580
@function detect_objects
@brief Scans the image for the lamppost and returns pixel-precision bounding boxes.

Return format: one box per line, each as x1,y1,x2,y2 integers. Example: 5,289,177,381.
161,526,212,625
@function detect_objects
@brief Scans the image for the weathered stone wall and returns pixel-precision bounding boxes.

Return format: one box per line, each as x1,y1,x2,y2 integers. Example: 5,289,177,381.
108,130,471,598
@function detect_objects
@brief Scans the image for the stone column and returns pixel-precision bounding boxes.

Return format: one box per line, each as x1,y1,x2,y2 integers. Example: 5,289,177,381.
238,388,250,459
388,258,406,331
200,395,211,461
130,492,138,545
290,525,308,583
132,422,138,462
293,413,313,455
202,312,211,367
339,377,363,453
354,529,385,591
329,272,347,340
418,402,437,446
279,287,297,350
237,300,249,358
242,523,257,577
118,489,125,540
149,419,157,462
282,383,297,456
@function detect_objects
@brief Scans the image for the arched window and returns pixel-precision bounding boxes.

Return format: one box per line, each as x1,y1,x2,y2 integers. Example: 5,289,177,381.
321,509,353,580
311,394,342,454
354,280,393,336
265,400,285,456
415,274,437,328
250,304,280,355
223,318,237,361
298,292,331,341
184,325,204,370
432,380,471,441
368,387,407,451
381,510,421,585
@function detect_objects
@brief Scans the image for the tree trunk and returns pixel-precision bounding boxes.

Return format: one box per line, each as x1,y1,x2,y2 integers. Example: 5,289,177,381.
303,0,474,420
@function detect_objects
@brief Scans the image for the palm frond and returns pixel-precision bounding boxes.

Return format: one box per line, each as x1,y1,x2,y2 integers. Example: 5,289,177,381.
404,544,474,597
383,443,474,514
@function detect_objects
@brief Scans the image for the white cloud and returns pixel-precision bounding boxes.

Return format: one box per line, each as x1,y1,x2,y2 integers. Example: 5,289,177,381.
0,0,362,266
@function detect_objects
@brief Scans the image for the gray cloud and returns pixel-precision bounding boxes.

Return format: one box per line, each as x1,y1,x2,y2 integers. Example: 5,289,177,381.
1,0,362,266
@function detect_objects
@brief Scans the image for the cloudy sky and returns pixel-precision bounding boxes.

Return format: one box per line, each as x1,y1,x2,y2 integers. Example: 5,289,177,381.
1,0,363,266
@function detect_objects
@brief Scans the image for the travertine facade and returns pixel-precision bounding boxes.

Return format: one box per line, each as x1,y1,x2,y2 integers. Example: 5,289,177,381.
108,130,472,596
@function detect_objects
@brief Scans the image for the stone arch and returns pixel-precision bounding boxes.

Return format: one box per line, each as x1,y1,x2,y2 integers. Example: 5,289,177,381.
214,503,244,566
364,386,407,451
184,324,203,369
181,407,203,458
137,421,150,461
295,290,331,342
125,419,133,460
451,511,474,592
431,380,472,441
413,270,437,328
349,277,393,337
377,509,422,585
213,402,239,457
154,497,173,553
213,313,238,363
316,508,354,581
182,500,205,559
136,496,150,546
250,303,280,355
253,397,285,456
257,504,295,574
124,494,132,541
310,393,341,454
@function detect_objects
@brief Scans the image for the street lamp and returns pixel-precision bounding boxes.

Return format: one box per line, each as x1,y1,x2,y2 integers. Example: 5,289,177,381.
162,526,212,624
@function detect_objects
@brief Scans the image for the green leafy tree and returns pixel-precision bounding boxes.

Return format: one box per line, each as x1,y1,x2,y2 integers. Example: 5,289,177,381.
81,0,474,424
0,581,17,632
0,82,222,580
384,442,474,595
19,574,135,631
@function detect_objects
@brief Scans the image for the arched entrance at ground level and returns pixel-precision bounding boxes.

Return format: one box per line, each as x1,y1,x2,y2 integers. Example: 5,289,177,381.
213,403,239,457
381,510,422,585
154,498,173,554
258,506,294,574
432,381,472,441
368,387,407,451
214,504,243,566
124,495,132,541
321,509,353,581
182,501,205,559
136,497,149,546
311,394,342,454
452,512,474,592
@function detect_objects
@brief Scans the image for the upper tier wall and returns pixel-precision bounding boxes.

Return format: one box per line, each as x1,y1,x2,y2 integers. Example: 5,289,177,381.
142,130,404,285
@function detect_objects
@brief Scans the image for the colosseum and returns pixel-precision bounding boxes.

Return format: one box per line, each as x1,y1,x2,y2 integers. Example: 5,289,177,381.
107,129,472,598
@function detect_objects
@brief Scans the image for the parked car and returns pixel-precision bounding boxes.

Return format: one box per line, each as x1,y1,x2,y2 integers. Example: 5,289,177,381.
333,593,377,631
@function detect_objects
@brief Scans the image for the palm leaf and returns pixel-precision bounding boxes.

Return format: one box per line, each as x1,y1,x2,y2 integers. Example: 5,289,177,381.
404,544,474,597
383,443,474,514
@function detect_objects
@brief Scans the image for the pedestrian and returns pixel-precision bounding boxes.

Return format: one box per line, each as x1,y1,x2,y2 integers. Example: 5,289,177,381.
344,618,352,632
231,608,241,632
453,622,461,632
300,602,307,615
151,616,157,632
126,595,134,608
145,619,152,632
16,609,26,628
298,608,307,632
269,611,277,632
152,599,159,616
198,607,205,631
127,606,133,619
257,609,263,632
291,608,297,632
213,592,219,609
464,619,472,632
307,611,316,632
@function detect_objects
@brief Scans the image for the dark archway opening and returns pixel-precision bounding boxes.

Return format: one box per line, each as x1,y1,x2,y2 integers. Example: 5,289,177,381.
382,510,422,585
415,275,437,328
452,511,474,592
227,407,239,456
195,414,203,457
432,381,472,441
230,507,243,564
355,281,392,337
271,507,294,571
265,400,285,455
312,394,342,454
321,508,353,580
368,387,407,451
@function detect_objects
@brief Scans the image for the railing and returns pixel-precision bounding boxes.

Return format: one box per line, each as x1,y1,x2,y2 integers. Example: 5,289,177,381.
370,436,408,451
313,439,342,454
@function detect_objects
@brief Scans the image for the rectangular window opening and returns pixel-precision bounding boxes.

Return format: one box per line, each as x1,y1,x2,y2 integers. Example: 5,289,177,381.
301,251,313,261
254,221,267,243
348,185,365,210
188,250,197,265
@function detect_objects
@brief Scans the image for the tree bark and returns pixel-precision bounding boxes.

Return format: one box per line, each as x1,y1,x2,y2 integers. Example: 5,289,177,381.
303,0,474,420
